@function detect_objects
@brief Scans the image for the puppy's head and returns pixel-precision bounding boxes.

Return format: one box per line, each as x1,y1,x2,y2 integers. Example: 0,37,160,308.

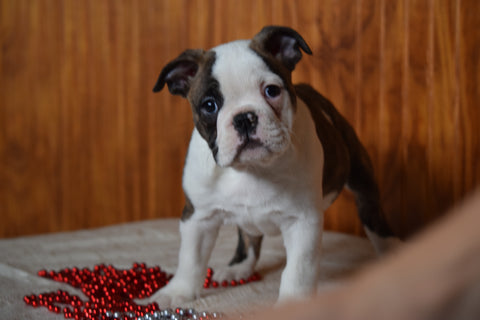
154,26,312,168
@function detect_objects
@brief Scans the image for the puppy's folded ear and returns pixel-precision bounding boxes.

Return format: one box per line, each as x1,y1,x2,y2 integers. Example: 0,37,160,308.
153,49,205,97
251,26,312,71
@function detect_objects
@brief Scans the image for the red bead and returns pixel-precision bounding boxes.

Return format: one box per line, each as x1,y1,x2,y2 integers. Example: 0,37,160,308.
26,264,255,319
207,268,213,277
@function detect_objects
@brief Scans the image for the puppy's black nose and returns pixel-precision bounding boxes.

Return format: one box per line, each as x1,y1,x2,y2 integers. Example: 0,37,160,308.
233,112,258,136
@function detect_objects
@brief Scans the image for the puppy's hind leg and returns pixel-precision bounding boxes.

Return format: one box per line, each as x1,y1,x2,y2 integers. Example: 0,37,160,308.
213,227,263,282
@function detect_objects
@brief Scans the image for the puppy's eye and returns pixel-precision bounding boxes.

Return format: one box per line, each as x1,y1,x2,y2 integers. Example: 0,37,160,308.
201,98,218,115
264,85,281,99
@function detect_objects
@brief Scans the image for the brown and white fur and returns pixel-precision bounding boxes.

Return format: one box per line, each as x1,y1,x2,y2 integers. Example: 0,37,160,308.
150,26,399,306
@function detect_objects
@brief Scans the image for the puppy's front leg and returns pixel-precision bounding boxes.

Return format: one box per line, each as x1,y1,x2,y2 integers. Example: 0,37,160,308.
151,217,220,306
278,214,322,302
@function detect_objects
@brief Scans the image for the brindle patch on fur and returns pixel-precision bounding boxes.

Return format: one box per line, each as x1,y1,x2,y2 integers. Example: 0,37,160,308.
187,51,224,160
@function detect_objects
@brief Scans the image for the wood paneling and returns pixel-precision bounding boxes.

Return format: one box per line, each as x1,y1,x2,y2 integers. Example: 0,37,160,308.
1,0,479,238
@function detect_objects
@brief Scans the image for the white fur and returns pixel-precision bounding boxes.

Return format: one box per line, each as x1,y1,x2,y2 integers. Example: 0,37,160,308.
150,41,332,305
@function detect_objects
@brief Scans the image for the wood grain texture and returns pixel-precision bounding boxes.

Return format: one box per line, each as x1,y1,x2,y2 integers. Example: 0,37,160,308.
1,0,479,238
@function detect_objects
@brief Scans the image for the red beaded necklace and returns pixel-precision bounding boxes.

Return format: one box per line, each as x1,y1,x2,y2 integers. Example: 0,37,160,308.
24,262,261,320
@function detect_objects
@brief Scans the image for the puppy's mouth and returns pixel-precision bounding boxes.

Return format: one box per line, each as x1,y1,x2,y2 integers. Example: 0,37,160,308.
232,137,273,164
238,137,263,151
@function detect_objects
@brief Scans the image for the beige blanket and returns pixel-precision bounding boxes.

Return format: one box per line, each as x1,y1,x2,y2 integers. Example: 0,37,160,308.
0,219,375,319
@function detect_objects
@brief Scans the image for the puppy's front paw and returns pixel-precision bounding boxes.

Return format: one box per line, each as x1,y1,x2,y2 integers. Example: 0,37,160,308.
149,290,189,307
142,279,196,307
213,262,255,283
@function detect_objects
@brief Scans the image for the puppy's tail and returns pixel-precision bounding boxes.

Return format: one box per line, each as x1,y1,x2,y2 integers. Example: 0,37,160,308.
295,83,401,254
341,116,401,254
347,158,402,255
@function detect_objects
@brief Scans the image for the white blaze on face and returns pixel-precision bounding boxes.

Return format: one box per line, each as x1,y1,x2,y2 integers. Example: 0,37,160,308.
211,40,294,167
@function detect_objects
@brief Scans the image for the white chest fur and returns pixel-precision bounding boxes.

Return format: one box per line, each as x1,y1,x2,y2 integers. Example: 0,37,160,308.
182,98,327,236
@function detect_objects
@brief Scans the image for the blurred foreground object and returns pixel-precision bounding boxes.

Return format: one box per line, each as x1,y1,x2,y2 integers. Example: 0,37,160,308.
248,188,480,320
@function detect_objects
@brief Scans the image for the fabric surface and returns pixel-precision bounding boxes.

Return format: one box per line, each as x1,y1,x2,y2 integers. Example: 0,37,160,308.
0,219,375,319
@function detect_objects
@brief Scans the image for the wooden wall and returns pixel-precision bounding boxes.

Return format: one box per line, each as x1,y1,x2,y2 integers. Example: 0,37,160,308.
1,0,479,238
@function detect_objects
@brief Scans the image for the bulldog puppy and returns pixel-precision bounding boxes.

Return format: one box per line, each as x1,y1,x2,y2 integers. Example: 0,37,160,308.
151,26,398,306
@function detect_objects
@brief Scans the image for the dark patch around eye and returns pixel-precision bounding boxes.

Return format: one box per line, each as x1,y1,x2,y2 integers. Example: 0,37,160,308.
187,51,224,160
249,44,297,108
196,83,223,120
